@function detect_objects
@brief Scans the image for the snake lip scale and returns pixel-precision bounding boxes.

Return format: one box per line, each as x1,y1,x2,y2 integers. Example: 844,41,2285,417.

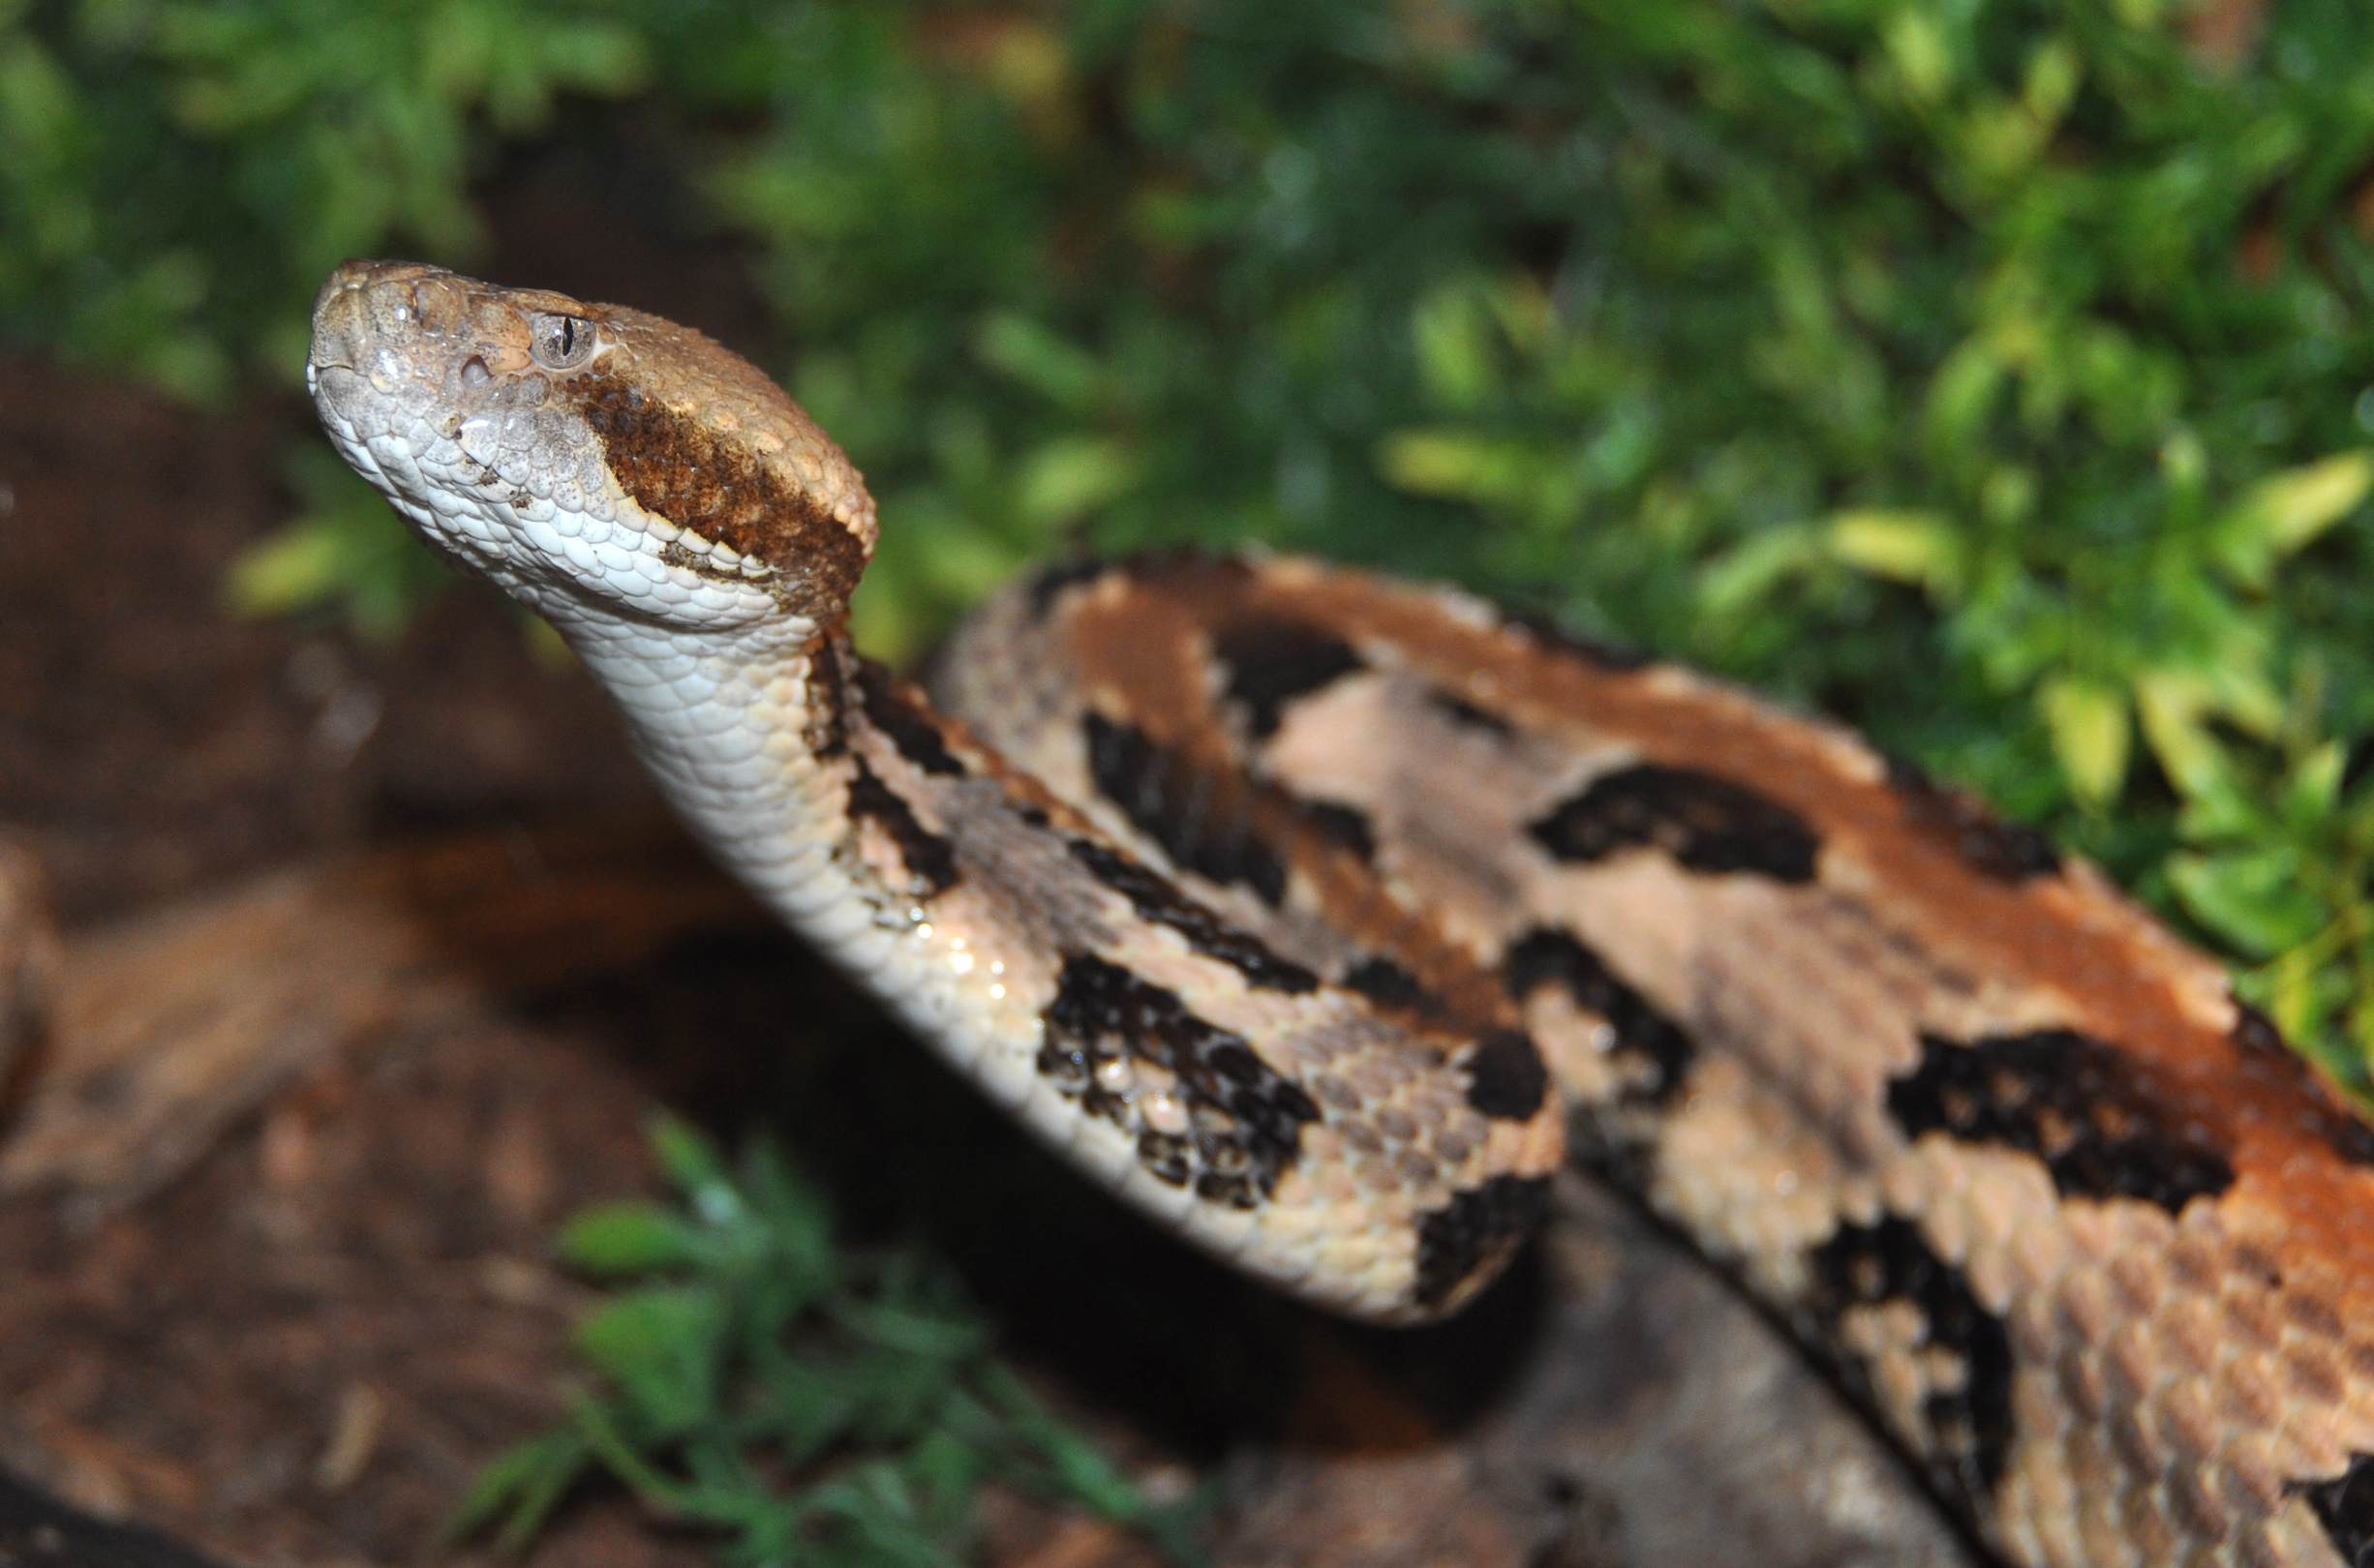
311,257,2374,1568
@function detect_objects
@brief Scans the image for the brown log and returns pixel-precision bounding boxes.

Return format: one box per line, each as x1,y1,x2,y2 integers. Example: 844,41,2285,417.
0,811,761,1222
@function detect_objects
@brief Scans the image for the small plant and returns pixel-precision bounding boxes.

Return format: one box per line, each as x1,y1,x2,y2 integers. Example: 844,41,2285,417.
225,443,453,641
448,1115,1203,1567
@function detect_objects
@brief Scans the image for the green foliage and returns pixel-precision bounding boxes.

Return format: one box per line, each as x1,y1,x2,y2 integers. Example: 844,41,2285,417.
1365,0,2374,1080
449,1115,1202,1566
1,0,645,397
16,0,2374,1074
224,442,451,638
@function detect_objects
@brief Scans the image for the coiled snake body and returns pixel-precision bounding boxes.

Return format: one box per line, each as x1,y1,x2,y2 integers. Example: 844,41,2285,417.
310,259,2374,1568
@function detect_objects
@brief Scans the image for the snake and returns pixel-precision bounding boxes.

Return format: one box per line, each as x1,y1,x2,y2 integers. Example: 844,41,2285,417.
306,258,2374,1568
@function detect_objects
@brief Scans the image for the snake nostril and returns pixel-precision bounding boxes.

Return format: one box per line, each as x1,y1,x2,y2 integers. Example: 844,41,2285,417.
460,356,490,388
410,275,466,332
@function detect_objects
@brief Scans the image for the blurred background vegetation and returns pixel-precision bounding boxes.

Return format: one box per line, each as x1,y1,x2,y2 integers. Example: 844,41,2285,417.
11,0,2374,1084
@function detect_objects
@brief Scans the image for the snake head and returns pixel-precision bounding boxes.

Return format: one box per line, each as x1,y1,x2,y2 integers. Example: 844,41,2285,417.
307,259,876,633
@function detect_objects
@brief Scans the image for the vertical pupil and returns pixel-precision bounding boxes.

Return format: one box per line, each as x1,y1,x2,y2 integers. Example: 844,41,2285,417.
560,319,575,355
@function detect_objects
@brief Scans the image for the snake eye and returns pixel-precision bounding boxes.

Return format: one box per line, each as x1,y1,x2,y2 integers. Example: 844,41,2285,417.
528,313,595,371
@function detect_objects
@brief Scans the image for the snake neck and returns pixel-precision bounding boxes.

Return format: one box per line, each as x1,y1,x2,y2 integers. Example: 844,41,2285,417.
557,601,857,925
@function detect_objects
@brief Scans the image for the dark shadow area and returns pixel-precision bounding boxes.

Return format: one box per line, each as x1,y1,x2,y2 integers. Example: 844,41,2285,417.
521,920,1557,1463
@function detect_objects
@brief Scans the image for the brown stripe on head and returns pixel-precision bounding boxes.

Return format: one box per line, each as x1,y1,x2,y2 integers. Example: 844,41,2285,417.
565,306,877,624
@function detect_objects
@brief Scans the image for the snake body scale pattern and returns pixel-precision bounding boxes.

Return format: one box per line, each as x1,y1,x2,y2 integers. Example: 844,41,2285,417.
309,259,2374,1568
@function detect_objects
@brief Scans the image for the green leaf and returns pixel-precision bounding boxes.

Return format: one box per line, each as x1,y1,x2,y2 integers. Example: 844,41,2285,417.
224,521,350,617
2022,38,2080,128
1696,525,1820,620
975,314,1102,412
1921,339,2003,453
440,1428,592,1557
976,1362,1144,1522
556,1201,705,1277
574,1285,724,1440
224,443,448,638
2169,846,2326,959
456,1114,1194,1561
0,30,77,163
2281,741,2347,829
738,1139,833,1265
647,1111,735,1216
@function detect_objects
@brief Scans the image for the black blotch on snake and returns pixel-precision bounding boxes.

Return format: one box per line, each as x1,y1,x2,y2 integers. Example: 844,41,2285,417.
1039,953,1321,1208
1294,799,1377,862
2299,1453,2374,1568
1413,1173,1551,1310
1021,557,1112,617
1885,755,2059,882
1342,955,1442,1017
1429,688,1514,737
1888,1030,2235,1214
1066,838,1318,993
1464,1029,1548,1121
807,636,853,759
1209,618,1365,739
1504,926,1694,1106
1810,1216,2014,1512
845,761,959,897
855,659,965,777
1529,764,1819,883
1084,711,1289,906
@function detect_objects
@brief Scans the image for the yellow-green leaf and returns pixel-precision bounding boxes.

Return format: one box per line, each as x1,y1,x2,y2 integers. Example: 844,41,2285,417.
2214,450,2374,587
1016,437,1138,525
1412,284,1494,410
1825,508,1962,597
2282,739,2347,827
1922,338,2002,451
1885,9,1954,103
1696,525,1819,620
1376,429,1536,508
2134,670,2234,800
222,519,350,618
2038,675,2130,807
2023,38,2080,127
